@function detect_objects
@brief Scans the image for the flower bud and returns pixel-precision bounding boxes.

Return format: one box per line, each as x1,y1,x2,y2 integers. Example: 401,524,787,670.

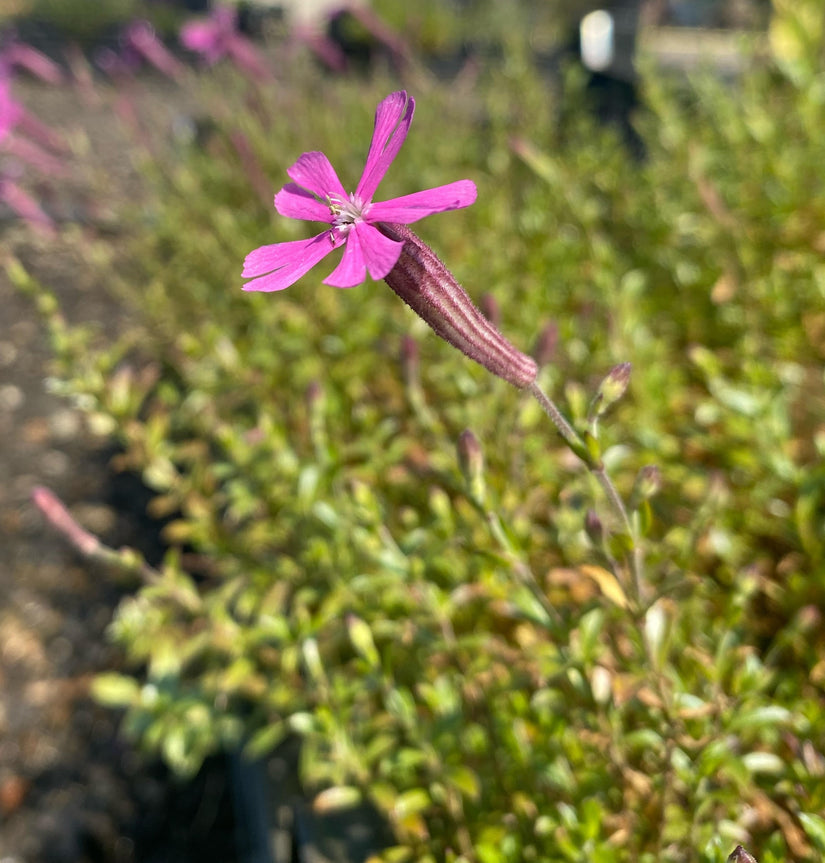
590,362,632,421
532,321,558,367
32,485,99,556
632,464,662,504
457,428,486,504
727,847,758,863
380,224,537,389
584,508,604,546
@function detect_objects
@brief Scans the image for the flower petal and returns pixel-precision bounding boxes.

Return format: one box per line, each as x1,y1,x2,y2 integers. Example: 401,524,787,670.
242,232,337,291
275,182,334,223
324,222,404,287
358,222,406,279
324,231,366,288
367,179,477,224
286,151,347,201
0,79,23,138
355,90,414,203
180,20,220,55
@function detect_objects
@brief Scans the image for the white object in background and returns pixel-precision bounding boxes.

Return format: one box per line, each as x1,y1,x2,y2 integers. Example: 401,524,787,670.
580,9,615,72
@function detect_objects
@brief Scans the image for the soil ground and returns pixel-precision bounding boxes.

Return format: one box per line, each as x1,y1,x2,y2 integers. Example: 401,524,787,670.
1,76,238,863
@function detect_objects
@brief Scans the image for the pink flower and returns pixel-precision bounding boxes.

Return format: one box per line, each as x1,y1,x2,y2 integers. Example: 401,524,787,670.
0,73,66,233
282,1,408,73
180,6,235,63
1,77,65,174
98,20,185,79
0,32,64,84
243,91,538,390
0,81,56,233
0,177,55,234
180,5,271,80
0,76,23,140
242,90,477,291
126,20,185,77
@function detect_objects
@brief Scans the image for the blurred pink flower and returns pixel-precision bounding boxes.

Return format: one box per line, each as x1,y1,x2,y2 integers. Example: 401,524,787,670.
180,5,271,80
0,76,65,174
0,75,63,174
98,20,185,79
0,176,55,233
243,90,476,291
0,76,23,139
0,32,64,84
2,132,65,174
32,486,100,556
0,74,63,233
284,0,408,73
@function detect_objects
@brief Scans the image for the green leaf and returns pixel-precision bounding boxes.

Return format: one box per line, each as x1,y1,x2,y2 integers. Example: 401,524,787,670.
91,673,140,708
347,615,380,669
445,765,481,802
394,788,431,817
312,786,363,812
243,721,287,760
799,813,825,852
728,705,791,733
741,751,785,776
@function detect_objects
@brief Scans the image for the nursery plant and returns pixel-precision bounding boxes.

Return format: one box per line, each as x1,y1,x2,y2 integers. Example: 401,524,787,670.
15,1,825,860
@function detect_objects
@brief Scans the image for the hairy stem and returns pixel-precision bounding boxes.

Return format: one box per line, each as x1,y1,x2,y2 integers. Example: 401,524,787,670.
527,380,644,607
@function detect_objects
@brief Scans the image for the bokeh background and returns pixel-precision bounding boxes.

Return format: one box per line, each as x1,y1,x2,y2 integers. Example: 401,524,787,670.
2,2,824,863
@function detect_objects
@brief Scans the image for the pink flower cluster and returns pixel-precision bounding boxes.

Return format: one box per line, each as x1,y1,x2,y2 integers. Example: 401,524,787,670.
0,37,66,233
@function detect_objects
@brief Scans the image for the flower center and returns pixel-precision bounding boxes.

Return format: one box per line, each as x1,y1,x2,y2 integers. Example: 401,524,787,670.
328,193,368,237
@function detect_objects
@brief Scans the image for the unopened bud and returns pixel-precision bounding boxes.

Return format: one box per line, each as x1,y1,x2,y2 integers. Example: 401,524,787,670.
532,321,558,367
727,847,758,863
590,362,632,421
32,486,99,556
380,224,537,389
632,464,662,503
457,429,486,503
479,292,501,328
584,508,604,545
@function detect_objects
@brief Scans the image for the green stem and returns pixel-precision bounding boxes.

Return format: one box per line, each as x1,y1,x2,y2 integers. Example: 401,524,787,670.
486,508,561,627
527,379,583,453
527,380,645,607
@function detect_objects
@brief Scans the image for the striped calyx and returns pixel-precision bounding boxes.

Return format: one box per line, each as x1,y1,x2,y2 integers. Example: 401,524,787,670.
380,223,538,389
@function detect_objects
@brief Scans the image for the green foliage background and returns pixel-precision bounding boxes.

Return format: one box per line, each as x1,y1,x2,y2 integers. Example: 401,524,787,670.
17,1,825,860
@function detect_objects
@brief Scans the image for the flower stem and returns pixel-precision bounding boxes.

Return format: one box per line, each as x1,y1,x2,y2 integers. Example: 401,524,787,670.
527,380,644,607
485,509,562,627
527,380,584,455
32,485,160,585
